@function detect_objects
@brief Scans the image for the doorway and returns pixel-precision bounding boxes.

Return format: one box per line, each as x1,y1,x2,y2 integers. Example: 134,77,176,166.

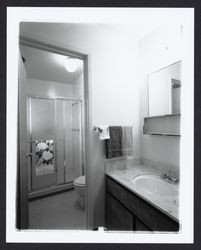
18,35,91,230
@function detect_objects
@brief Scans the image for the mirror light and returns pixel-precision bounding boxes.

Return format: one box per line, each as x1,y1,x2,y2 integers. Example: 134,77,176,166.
65,57,78,72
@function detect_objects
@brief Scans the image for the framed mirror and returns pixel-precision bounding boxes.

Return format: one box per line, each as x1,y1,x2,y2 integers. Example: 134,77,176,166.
148,61,181,117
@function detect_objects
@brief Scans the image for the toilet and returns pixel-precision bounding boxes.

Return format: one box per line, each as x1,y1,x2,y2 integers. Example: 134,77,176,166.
73,175,86,209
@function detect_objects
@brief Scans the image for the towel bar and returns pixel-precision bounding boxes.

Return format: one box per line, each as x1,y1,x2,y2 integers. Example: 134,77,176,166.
94,126,103,133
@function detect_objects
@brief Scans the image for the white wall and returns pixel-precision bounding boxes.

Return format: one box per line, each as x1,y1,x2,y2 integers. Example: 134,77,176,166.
139,24,182,171
73,73,84,99
21,23,141,227
26,78,73,98
21,24,141,153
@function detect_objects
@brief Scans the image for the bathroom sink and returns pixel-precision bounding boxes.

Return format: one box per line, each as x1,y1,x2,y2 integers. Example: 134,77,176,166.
133,175,178,197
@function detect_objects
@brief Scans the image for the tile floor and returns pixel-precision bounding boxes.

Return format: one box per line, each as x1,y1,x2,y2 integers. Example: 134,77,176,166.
29,189,86,230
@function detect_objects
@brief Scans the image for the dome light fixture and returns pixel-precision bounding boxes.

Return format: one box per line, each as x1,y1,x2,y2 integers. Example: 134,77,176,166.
65,56,78,72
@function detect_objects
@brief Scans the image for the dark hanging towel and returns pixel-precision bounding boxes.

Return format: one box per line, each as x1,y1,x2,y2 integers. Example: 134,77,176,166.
105,126,123,159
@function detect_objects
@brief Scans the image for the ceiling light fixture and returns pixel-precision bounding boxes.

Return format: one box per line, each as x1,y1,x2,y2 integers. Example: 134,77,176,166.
65,57,78,72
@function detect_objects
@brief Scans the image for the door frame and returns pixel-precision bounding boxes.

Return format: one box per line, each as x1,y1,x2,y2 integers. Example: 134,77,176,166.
27,95,83,191
18,35,94,230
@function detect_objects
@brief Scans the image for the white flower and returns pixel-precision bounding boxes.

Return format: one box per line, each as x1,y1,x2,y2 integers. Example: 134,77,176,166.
42,151,53,161
36,142,48,152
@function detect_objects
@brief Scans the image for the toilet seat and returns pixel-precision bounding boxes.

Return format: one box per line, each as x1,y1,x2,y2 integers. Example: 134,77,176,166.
73,175,86,186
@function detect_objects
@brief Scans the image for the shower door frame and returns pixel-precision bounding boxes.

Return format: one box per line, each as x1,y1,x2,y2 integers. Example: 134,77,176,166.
19,35,94,230
27,96,83,191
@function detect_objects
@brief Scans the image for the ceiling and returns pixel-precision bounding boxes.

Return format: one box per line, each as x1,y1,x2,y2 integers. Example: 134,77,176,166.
19,22,155,85
20,45,83,84
19,20,179,85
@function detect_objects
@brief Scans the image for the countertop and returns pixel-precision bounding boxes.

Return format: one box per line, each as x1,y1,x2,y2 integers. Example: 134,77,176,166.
106,165,179,223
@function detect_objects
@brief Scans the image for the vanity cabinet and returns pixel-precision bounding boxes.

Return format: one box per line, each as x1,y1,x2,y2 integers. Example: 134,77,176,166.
105,176,179,232
106,192,133,231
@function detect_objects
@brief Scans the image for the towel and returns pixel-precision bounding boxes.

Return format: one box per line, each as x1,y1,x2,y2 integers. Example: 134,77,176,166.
122,126,133,156
105,126,123,159
95,126,110,140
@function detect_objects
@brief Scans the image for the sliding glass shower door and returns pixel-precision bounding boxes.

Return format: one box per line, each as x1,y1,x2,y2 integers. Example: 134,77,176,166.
27,97,83,192
64,100,82,182
27,97,57,190
72,101,82,177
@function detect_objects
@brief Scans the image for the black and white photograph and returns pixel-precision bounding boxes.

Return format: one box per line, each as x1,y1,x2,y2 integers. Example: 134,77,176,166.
5,7,194,244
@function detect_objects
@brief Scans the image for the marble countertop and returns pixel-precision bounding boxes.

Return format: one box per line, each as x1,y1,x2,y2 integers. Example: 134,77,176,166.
106,165,179,222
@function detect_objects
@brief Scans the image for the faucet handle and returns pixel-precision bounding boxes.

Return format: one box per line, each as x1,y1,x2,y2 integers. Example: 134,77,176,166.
161,173,168,179
170,177,179,183
161,173,179,184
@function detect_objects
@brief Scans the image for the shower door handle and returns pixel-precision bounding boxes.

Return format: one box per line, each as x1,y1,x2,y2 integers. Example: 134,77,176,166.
26,153,32,158
72,128,80,132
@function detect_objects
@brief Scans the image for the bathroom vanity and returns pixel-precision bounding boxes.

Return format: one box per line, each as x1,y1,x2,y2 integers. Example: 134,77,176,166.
105,167,179,232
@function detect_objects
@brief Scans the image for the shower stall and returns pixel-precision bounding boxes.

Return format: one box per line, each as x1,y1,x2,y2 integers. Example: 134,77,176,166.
26,96,84,198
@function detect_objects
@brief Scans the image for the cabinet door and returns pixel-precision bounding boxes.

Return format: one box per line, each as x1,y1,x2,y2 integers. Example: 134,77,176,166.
135,218,151,231
106,192,133,231
106,176,179,232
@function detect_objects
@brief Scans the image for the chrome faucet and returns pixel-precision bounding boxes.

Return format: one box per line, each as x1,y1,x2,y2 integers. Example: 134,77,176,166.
161,173,179,184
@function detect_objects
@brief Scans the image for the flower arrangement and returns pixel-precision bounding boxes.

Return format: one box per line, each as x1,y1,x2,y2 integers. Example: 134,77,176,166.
35,140,54,170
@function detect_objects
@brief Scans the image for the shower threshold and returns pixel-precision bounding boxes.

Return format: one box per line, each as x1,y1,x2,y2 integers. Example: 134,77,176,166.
29,182,74,200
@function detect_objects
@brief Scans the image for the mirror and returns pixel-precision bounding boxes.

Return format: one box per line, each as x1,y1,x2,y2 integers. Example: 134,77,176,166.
148,61,181,117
